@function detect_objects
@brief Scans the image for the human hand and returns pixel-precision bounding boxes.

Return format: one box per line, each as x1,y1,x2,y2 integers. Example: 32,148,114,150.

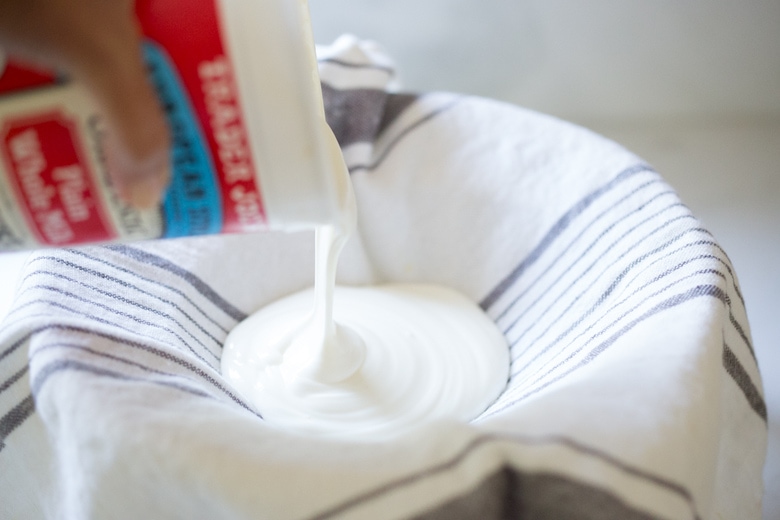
0,0,170,208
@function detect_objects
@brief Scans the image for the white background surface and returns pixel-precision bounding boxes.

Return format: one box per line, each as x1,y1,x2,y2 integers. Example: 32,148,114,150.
1,1,778,517
309,0,780,122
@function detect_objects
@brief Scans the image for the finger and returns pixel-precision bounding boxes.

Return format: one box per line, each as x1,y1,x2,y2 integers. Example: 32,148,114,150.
95,54,172,209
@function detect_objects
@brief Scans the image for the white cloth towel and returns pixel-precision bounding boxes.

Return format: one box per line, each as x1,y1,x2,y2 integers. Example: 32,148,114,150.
0,36,766,519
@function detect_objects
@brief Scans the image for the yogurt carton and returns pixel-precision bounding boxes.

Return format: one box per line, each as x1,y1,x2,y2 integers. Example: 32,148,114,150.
0,0,339,251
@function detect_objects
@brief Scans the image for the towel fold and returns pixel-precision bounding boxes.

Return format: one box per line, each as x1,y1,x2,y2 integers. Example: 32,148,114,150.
0,35,765,519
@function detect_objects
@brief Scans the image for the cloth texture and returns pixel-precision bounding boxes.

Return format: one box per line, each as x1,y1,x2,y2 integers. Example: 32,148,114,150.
0,35,766,519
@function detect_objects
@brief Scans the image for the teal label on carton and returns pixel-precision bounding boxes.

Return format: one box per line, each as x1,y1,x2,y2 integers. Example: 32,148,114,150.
143,41,222,238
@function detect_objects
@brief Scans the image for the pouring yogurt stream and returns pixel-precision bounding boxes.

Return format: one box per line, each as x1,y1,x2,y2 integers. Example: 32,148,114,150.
0,0,509,439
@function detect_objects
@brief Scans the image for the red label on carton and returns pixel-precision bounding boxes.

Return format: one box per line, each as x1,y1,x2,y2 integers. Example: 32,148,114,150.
0,61,57,95
136,0,266,234
1,112,115,246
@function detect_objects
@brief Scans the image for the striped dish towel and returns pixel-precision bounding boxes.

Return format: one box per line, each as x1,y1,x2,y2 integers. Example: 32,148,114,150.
0,36,765,520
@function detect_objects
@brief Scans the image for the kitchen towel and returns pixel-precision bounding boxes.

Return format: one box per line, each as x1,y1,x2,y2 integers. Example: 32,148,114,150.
0,35,766,519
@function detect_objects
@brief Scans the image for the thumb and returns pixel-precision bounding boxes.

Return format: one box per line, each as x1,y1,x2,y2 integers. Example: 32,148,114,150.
76,24,171,209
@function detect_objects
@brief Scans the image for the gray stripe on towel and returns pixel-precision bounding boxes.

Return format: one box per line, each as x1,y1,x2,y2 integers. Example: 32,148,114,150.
480,163,655,310
23,267,228,340
412,466,663,520
103,245,247,322
307,433,698,520
21,282,222,353
30,359,212,400
56,250,233,332
723,343,767,421
0,395,35,451
323,84,388,147
500,205,694,338
0,324,257,443
489,284,756,420
8,297,217,366
348,96,463,173
318,58,395,75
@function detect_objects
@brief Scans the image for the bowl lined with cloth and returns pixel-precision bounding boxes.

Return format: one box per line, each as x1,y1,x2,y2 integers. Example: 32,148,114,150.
0,36,765,520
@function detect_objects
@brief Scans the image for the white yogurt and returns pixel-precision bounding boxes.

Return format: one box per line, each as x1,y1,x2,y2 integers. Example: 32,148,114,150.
222,281,509,439
221,151,508,440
